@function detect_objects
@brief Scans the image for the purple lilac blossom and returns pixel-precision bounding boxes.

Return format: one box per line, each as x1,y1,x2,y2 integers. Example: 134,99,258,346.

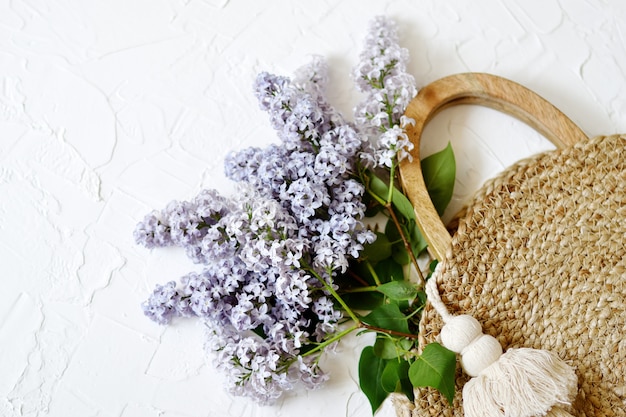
226,58,375,277
352,16,418,168
136,25,418,403
141,281,183,325
292,54,345,130
136,185,342,403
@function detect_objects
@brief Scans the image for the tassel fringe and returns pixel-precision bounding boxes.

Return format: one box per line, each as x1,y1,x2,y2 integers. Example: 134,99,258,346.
462,348,577,417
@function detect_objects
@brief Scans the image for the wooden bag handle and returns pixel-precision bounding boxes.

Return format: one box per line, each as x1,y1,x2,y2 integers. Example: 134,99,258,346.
399,73,589,261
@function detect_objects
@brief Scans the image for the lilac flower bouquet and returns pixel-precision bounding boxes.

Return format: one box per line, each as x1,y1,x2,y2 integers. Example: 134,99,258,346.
134,16,456,413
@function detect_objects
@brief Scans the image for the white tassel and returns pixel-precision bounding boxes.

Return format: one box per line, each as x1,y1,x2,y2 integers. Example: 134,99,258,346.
425,266,578,417
463,348,577,417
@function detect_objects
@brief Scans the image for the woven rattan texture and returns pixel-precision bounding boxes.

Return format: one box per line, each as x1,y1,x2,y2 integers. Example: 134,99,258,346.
404,135,626,416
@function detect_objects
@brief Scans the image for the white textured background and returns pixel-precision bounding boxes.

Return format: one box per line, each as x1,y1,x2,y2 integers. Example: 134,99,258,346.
2,1,626,416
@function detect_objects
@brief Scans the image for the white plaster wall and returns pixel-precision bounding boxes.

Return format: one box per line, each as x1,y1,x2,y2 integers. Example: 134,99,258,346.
1,1,625,416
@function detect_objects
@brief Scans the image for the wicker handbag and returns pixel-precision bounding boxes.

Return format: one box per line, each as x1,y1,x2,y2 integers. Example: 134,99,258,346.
395,73,626,416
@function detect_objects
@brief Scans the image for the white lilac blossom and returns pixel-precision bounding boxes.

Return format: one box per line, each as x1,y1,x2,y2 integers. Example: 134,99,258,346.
353,16,418,168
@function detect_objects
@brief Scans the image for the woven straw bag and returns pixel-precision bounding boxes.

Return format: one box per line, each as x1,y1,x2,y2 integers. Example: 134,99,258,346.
395,73,626,416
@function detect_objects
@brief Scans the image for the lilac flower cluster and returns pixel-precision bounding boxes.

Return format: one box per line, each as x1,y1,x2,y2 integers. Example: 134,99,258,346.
136,185,343,403
353,16,418,168
136,57,375,403
135,16,419,405
225,64,375,274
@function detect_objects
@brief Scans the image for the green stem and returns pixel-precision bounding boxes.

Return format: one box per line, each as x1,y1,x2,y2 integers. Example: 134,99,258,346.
361,323,419,340
385,202,425,287
324,278,360,324
340,285,378,294
306,265,361,324
367,187,387,207
387,160,396,204
363,169,387,206
405,304,424,320
365,261,382,286
301,324,360,358
386,95,396,125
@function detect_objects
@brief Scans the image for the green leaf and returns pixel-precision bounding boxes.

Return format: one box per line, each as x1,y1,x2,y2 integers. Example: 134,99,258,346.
376,281,418,301
390,186,417,222
373,336,399,360
342,291,384,311
391,245,410,265
381,359,414,402
385,217,401,240
367,170,428,259
362,232,392,263
362,190,384,217
362,303,410,334
366,169,417,221
373,335,415,360
348,260,377,286
367,170,391,203
408,342,457,405
416,290,427,306
396,218,427,259
381,359,401,392
251,325,267,338
384,219,410,265
397,360,415,402
359,346,389,414
421,142,456,216
374,258,405,283
408,219,428,256
399,338,415,352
